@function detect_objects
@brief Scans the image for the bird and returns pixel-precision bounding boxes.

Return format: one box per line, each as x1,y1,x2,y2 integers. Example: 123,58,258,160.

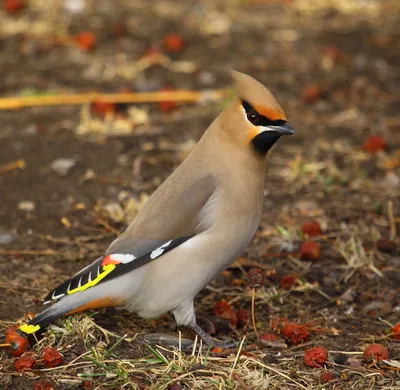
18,71,295,346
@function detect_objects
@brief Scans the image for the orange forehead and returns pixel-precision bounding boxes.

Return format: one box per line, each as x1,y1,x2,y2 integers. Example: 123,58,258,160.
253,104,286,121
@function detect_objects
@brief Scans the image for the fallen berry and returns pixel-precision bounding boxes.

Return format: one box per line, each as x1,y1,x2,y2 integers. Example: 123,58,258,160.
391,322,400,340
300,241,321,261
34,379,54,390
302,84,321,103
5,327,19,343
320,371,334,383
4,0,24,15
213,300,231,316
210,347,224,353
163,33,184,53
282,323,309,345
245,268,266,288
236,308,250,327
363,135,387,153
42,347,63,368
159,85,177,113
15,355,36,371
280,274,298,290
83,380,92,389
304,346,328,368
75,32,96,51
92,100,115,117
301,220,322,236
259,332,281,342
213,300,237,327
363,344,389,362
9,336,29,357
270,316,288,332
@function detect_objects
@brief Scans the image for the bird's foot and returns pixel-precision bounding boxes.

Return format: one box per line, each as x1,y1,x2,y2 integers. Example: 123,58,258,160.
190,324,238,349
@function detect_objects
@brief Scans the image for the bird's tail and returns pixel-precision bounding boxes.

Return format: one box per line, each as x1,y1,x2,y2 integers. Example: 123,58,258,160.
18,256,127,336
18,285,124,336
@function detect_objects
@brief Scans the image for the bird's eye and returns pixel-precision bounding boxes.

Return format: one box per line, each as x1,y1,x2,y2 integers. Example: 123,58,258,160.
247,111,259,124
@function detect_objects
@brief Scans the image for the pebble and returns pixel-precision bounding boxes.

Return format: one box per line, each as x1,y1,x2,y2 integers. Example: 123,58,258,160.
18,201,35,212
64,0,85,13
0,233,15,245
363,301,392,318
197,70,216,86
50,158,76,176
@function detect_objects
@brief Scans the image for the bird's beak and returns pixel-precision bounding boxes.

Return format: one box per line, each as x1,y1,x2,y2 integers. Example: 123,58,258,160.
271,122,295,136
251,121,295,154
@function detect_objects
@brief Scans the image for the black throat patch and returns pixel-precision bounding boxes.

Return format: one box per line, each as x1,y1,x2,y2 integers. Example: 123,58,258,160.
251,131,281,154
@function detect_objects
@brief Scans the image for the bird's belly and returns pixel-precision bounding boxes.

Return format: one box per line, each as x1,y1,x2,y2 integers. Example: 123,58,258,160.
124,226,256,319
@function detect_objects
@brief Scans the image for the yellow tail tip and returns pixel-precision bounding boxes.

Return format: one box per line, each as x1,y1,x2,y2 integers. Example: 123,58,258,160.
19,324,41,334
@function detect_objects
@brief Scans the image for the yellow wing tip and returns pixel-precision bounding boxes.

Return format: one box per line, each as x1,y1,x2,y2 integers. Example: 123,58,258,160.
19,324,41,334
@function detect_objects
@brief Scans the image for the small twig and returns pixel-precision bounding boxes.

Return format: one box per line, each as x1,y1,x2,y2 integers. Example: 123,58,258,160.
388,200,396,240
0,249,57,256
231,336,246,375
95,218,120,235
232,371,253,390
0,159,25,175
0,89,229,110
251,288,259,339
0,343,11,347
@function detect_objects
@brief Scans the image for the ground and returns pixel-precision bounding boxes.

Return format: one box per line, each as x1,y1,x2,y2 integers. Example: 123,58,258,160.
0,0,399,389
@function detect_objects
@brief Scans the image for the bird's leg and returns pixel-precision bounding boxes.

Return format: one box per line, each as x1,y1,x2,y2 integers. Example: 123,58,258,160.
190,323,238,349
173,302,238,349
172,300,238,349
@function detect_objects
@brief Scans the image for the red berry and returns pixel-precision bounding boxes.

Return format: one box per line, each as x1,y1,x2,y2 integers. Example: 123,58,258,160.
213,300,231,316
282,323,309,345
213,300,237,327
34,379,54,390
159,85,177,113
5,327,19,343
236,308,250,327
304,346,328,368
301,220,322,236
75,32,96,51
4,0,24,15
320,371,334,383
300,241,321,261
92,100,115,117
9,336,29,357
363,344,389,362
280,274,298,290
259,332,281,342
245,268,266,288
15,355,36,371
391,322,400,340
163,33,184,53
302,85,321,103
363,135,387,153
42,347,63,368
270,316,288,332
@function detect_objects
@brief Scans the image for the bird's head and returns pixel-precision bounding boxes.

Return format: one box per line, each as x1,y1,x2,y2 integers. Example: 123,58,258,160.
221,71,295,155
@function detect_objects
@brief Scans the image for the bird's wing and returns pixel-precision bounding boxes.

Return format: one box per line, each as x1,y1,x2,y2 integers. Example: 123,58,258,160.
42,235,194,305
43,174,217,305
105,173,216,255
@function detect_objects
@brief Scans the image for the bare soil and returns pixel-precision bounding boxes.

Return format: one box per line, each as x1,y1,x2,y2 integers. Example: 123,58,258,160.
0,1,399,389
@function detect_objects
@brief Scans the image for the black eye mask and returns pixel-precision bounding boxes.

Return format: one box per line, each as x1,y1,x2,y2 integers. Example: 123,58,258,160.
241,100,286,127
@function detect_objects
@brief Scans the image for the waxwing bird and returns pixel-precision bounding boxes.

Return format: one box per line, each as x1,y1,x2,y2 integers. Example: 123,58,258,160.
19,71,294,346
